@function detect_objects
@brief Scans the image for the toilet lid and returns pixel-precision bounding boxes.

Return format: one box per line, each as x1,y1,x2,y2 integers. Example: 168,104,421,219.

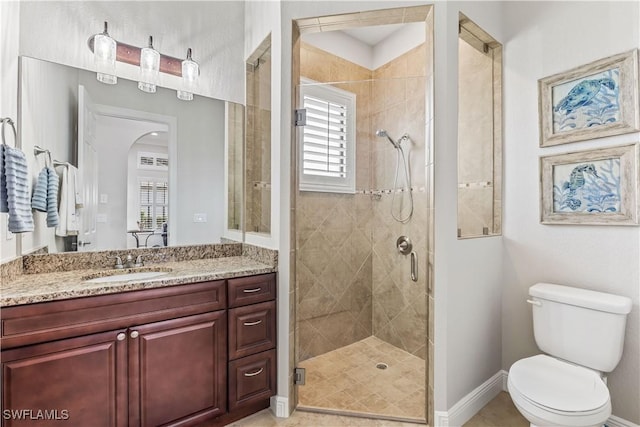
510,355,609,413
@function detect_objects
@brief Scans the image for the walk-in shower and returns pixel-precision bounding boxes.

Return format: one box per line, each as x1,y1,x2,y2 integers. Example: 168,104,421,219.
294,6,433,425
376,129,413,223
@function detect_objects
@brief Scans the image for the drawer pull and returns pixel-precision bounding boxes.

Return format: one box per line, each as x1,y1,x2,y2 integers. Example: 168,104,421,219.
243,287,262,293
243,320,263,326
244,368,264,377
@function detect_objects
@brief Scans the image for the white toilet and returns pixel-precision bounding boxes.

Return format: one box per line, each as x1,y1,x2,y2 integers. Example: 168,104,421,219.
508,283,632,427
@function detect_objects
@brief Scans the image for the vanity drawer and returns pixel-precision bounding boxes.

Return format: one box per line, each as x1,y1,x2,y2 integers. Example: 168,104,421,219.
228,349,276,411
227,273,276,308
1,280,226,349
229,301,276,360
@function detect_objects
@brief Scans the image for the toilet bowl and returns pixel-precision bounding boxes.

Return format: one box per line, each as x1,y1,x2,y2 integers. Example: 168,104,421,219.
508,355,610,427
508,283,632,427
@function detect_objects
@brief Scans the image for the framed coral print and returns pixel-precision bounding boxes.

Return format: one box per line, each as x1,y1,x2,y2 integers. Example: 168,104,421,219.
539,49,639,147
540,144,639,225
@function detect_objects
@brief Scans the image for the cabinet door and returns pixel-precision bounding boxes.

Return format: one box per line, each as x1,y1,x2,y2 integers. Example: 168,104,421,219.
1,329,128,427
128,311,227,427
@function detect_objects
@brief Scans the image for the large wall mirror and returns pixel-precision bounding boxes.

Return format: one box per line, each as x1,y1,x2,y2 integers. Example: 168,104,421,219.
19,56,244,254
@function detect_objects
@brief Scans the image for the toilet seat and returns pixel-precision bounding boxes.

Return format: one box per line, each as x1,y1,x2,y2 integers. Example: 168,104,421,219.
508,355,611,426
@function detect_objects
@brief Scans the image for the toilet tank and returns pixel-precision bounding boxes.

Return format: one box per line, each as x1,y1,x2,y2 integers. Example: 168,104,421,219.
529,283,632,373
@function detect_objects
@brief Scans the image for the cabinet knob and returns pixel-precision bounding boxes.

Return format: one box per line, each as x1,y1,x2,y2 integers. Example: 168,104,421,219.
116,332,126,341
130,330,139,339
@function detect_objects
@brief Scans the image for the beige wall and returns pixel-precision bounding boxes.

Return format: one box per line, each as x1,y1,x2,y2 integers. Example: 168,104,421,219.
457,39,495,237
296,42,428,360
227,103,244,231
296,43,374,360
245,45,272,234
371,44,428,359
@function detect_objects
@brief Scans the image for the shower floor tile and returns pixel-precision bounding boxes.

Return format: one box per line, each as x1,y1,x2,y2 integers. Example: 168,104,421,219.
297,337,426,422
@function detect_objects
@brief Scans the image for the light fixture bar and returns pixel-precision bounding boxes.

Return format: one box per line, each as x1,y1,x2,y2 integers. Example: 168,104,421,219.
87,35,183,77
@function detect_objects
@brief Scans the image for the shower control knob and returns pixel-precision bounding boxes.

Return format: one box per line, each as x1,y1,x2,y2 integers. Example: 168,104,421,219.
396,236,412,255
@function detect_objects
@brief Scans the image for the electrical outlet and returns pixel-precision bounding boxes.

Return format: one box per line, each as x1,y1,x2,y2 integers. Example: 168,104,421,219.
193,213,207,223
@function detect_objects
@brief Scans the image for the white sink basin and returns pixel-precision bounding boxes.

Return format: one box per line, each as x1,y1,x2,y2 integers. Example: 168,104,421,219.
86,271,169,283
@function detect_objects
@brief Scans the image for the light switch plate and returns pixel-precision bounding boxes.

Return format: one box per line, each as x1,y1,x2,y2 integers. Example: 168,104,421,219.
96,214,107,223
193,213,207,223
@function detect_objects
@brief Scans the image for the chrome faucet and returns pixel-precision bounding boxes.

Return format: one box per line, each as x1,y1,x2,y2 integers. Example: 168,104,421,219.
112,254,144,269
112,256,124,269
124,254,135,268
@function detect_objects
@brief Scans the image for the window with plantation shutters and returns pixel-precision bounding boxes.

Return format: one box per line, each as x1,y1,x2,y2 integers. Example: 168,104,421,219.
138,179,168,230
299,79,356,193
138,152,168,171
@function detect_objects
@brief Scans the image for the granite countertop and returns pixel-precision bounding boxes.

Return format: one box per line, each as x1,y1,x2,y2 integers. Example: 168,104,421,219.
1,256,276,307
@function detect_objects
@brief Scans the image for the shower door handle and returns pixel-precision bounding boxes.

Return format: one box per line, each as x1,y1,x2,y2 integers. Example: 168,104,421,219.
410,251,418,282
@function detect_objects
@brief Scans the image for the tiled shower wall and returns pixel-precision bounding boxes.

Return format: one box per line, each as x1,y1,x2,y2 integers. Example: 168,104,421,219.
371,45,428,359
296,43,374,360
227,103,243,230
457,39,495,236
296,42,428,361
245,45,272,234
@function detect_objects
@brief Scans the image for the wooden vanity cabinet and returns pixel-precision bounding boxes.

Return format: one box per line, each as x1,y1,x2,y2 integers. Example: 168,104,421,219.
1,273,277,427
227,274,277,412
128,311,227,427
2,329,129,427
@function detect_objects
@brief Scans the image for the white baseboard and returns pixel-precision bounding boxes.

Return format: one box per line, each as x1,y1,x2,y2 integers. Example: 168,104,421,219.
607,415,640,427
270,395,289,418
435,369,637,427
434,370,507,426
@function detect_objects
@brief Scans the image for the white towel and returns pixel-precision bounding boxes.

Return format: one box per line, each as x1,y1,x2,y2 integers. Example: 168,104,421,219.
56,164,80,236
74,167,84,208
0,144,35,233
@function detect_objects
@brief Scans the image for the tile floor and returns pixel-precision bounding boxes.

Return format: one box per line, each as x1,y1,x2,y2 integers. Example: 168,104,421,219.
230,391,527,426
296,337,426,422
463,392,528,427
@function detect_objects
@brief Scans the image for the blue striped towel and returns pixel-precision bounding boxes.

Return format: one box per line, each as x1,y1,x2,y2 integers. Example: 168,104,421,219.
32,168,48,211
46,167,59,227
31,166,59,227
0,144,35,233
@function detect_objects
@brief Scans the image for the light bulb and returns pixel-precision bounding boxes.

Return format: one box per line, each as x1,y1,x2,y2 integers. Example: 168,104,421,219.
94,22,117,85
138,36,160,93
177,48,199,101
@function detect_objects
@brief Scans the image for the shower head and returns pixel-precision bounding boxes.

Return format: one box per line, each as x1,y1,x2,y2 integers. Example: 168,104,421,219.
375,129,399,148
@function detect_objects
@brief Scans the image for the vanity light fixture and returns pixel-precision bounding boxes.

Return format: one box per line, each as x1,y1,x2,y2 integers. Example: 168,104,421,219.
93,21,117,84
138,36,160,93
87,23,199,100
177,48,199,101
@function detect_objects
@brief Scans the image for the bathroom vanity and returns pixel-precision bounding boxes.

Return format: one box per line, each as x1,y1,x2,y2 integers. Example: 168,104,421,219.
0,245,277,427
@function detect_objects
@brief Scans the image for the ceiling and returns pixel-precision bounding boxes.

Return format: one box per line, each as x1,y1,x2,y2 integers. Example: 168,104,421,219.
340,23,407,47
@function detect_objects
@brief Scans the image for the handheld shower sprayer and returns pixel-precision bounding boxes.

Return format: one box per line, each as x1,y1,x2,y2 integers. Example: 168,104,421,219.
374,129,414,223
375,129,399,148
